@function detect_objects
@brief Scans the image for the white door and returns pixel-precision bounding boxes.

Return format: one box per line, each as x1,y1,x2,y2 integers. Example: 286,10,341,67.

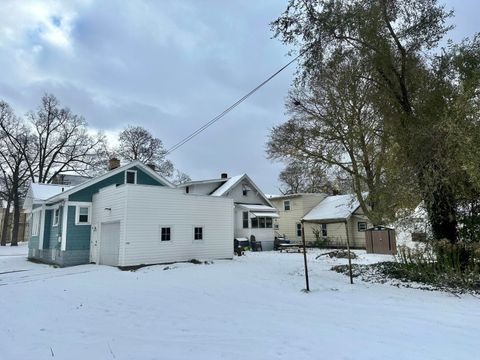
99,221,120,266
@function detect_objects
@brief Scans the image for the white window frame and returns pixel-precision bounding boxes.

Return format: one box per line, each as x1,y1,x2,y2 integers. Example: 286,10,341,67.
321,223,327,237
125,170,137,184
284,200,291,211
358,221,367,232
193,226,204,241
296,223,302,237
52,208,60,227
31,211,41,236
75,205,92,225
159,226,173,242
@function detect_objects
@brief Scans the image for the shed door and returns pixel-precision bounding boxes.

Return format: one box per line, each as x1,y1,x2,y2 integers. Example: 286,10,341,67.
99,221,120,266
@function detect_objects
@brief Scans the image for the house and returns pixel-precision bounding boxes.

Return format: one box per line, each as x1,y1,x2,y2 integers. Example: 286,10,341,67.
302,194,372,248
177,173,278,250
268,193,327,242
23,161,234,267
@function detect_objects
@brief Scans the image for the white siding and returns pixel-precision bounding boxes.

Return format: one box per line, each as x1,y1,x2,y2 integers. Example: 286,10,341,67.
120,185,234,266
91,185,127,263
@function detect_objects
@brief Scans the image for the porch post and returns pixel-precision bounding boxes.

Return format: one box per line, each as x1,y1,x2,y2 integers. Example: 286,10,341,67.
38,205,46,250
61,203,68,251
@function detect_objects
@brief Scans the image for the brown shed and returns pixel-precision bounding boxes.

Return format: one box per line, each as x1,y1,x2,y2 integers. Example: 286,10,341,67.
365,226,397,255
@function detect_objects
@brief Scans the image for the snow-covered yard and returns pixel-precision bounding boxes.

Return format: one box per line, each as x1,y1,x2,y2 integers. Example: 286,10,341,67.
0,244,478,360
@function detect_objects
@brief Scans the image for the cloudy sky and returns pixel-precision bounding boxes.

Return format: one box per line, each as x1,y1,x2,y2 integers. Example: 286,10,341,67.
0,1,477,193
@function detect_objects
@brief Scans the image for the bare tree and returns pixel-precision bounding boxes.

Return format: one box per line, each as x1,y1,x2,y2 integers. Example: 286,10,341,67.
23,93,106,183
117,126,174,177
172,170,191,185
0,102,30,246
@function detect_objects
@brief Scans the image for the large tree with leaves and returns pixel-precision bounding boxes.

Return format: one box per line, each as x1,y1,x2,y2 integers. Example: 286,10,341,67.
267,51,415,224
271,0,480,241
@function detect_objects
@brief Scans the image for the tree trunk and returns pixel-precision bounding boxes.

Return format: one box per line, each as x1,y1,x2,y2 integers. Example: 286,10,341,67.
425,184,458,243
0,196,12,246
10,185,20,246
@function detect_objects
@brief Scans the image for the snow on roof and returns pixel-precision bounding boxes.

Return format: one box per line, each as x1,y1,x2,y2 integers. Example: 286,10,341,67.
30,183,74,201
210,174,245,196
237,203,277,212
303,194,360,222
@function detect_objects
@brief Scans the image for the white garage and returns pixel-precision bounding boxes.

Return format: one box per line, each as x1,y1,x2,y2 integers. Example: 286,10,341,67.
89,184,234,267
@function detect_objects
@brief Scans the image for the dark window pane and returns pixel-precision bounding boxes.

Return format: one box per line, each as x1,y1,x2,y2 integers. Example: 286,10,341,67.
321,224,327,237
79,215,89,223
161,227,171,241
259,217,266,228
266,217,272,228
251,218,258,228
126,171,136,184
296,223,302,237
242,212,249,228
194,227,203,240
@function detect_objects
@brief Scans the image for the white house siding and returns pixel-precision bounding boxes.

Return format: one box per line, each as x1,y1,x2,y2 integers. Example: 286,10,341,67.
223,179,269,205
91,185,128,264
120,185,234,267
234,208,275,250
187,182,222,195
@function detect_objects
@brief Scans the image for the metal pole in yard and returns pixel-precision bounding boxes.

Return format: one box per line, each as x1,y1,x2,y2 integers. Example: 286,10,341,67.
301,220,310,292
344,221,354,284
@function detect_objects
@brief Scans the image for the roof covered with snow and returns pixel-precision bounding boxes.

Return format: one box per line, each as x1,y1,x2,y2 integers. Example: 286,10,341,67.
237,203,277,212
303,194,360,222
210,174,245,196
30,183,74,201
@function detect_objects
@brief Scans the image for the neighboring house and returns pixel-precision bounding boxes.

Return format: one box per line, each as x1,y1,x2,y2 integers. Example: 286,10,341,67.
23,161,234,267
302,194,372,248
269,193,327,242
178,173,278,250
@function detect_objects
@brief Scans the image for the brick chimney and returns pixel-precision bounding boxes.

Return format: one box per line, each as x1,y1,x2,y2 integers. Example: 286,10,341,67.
221,173,228,179
108,158,120,170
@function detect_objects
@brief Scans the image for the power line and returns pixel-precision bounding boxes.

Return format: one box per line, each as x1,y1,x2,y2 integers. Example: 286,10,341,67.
165,53,301,155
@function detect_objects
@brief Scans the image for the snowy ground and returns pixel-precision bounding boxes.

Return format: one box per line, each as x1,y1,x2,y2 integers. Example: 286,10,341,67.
0,244,478,360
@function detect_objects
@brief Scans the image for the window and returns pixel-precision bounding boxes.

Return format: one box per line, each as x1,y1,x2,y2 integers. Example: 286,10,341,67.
284,200,291,211
125,170,137,184
296,223,302,237
76,206,91,225
31,212,40,236
274,223,279,230
52,208,60,227
161,227,171,241
242,212,249,228
186,186,189,194
259,217,266,228
194,227,203,240
266,217,273,229
242,189,248,196
321,223,327,237
251,216,273,229
358,222,367,232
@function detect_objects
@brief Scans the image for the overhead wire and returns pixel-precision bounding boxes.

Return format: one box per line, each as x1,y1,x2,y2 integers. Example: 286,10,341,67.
165,53,302,155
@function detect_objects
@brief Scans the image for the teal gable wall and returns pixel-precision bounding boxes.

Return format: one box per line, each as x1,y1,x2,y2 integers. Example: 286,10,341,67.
47,206,62,250
68,167,164,202
66,206,91,251
42,210,52,249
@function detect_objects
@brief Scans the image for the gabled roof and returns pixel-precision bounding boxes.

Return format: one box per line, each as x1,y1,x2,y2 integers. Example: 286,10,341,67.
210,174,245,196
23,183,75,209
209,173,274,207
25,161,174,207
302,194,361,222
268,193,327,200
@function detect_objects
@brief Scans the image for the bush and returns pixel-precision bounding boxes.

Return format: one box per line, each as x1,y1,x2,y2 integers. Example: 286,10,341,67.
395,241,480,291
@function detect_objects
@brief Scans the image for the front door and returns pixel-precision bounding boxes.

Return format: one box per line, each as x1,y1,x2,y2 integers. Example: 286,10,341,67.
99,221,120,266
